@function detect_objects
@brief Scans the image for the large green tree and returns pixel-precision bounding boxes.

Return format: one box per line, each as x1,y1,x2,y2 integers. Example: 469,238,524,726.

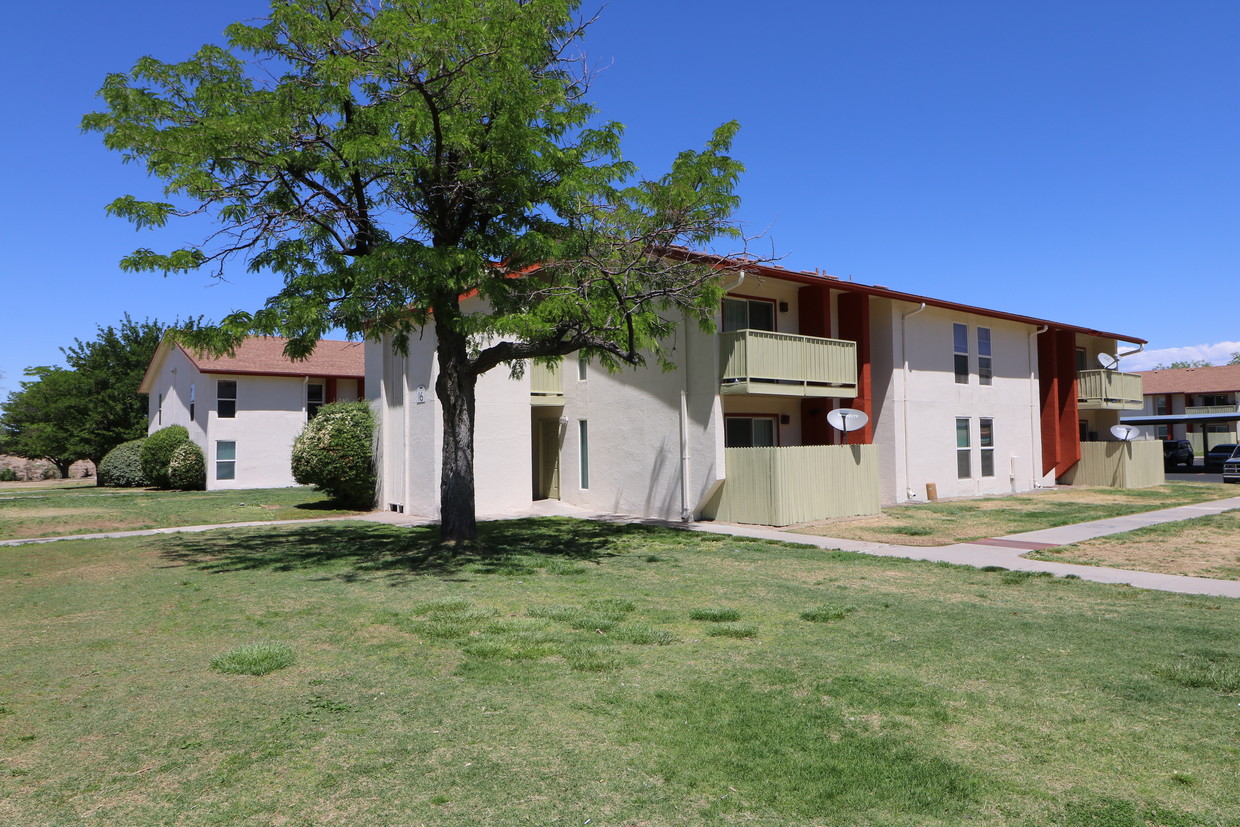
84,0,747,542
0,367,91,479
62,314,167,463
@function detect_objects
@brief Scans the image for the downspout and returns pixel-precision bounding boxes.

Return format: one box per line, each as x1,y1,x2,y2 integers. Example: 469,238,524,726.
680,316,693,522
686,268,747,521
900,302,926,500
1030,325,1048,488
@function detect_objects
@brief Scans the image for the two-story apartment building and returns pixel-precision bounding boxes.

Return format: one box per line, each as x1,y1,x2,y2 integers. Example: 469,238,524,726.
140,337,365,489
369,257,1146,525
1129,364,1240,454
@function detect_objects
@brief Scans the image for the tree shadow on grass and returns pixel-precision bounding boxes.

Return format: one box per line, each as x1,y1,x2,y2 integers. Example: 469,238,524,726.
157,517,673,584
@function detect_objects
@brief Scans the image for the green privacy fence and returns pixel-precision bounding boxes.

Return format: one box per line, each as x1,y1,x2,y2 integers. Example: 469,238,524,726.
1060,440,1164,488
703,444,880,526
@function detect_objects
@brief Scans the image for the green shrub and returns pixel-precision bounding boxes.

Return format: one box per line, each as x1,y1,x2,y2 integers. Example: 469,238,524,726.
140,425,189,489
97,439,149,487
168,441,206,490
0,467,17,482
291,401,375,509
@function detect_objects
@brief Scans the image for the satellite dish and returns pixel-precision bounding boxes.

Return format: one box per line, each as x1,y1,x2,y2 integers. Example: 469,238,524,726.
1097,353,1119,370
827,407,869,445
1110,424,1141,442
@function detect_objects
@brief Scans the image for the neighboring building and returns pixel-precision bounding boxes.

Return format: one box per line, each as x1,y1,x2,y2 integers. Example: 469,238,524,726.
1129,365,1240,455
369,257,1147,525
139,337,365,489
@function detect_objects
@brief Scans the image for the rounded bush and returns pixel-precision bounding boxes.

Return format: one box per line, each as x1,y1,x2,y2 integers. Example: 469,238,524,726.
168,441,206,490
140,425,190,489
291,401,375,509
97,438,149,487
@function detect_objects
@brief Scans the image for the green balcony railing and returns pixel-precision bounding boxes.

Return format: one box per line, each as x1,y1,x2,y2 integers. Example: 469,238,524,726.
719,329,858,398
1076,369,1142,410
530,362,563,406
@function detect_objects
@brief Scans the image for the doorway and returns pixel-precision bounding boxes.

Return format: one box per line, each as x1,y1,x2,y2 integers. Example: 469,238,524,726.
533,418,561,500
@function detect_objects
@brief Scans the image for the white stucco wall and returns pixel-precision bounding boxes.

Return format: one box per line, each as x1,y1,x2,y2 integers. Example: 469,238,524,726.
371,326,533,519
558,322,724,521
145,348,350,490
871,300,1047,503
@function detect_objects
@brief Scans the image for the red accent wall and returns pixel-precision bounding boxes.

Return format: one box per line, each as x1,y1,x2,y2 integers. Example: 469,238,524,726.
357,378,365,400
1037,329,1082,478
836,292,873,444
798,284,831,339
325,377,338,404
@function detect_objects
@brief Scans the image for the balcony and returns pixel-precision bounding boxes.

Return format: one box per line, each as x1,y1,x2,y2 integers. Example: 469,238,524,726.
720,329,857,398
1076,369,1142,410
1185,404,1239,415
530,362,563,406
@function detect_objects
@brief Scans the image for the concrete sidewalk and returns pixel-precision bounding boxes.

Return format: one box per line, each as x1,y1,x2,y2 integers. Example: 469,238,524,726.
4,495,1239,598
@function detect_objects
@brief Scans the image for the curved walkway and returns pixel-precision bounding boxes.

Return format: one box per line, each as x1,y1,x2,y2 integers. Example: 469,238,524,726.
3,495,1239,598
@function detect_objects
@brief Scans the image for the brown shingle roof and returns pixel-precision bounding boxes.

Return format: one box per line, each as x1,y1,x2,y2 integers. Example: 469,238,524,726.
1137,364,1240,395
185,337,364,378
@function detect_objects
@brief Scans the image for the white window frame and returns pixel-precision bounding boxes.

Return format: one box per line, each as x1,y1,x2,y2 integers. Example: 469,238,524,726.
217,380,237,419
979,417,995,477
953,323,969,384
977,328,992,386
216,441,237,481
956,417,971,479
578,420,589,490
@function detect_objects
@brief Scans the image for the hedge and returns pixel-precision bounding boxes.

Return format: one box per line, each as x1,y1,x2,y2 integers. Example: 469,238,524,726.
141,425,190,489
291,401,375,509
98,438,149,487
168,441,206,490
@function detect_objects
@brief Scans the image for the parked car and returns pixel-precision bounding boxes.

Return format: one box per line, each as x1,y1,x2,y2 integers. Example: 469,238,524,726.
1204,443,1240,472
1162,440,1195,469
1224,447,1240,484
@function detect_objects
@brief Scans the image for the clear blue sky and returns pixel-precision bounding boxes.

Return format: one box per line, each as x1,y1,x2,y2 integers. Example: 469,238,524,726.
2,0,1237,394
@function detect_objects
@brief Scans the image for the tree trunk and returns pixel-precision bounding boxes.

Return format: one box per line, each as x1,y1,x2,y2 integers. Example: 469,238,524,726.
435,322,478,544
51,459,72,480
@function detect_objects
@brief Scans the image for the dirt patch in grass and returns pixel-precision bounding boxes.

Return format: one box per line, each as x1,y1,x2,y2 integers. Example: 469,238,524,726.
790,483,1235,547
1026,511,1240,580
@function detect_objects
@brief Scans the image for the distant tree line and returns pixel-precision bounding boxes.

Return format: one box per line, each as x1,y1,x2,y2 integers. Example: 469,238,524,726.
0,315,166,478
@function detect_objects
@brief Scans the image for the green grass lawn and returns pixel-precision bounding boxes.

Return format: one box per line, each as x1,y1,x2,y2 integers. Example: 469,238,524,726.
2,518,1238,825
793,482,1236,546
0,484,363,540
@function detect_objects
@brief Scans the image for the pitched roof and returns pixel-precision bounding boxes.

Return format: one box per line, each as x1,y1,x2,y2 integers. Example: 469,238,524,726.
669,248,1147,344
1137,364,1240,395
186,337,364,377
139,336,364,393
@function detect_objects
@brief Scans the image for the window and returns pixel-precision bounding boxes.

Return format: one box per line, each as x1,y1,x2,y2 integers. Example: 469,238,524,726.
217,380,237,418
189,384,196,423
977,328,992,386
979,418,995,477
723,297,776,332
578,421,589,489
956,418,971,478
1201,394,1229,407
216,441,236,481
953,323,969,384
1156,424,1169,440
725,416,778,448
577,356,588,381
157,393,163,426
1075,347,1087,372
1154,396,1168,415
307,382,324,420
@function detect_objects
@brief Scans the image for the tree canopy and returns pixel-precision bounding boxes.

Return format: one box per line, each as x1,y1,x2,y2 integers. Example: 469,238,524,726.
85,0,749,541
0,316,167,474
0,367,91,478
62,314,167,463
